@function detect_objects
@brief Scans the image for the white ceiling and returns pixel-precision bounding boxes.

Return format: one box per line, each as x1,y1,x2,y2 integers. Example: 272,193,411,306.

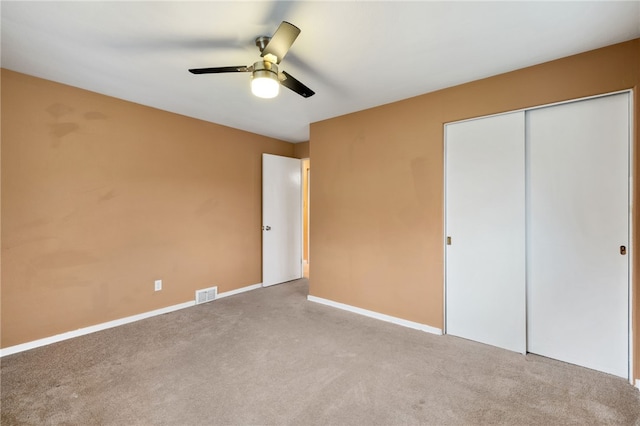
2,1,639,143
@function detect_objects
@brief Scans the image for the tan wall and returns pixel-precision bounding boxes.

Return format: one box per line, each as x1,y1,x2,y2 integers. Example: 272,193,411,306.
309,40,640,377
1,69,294,348
293,142,310,159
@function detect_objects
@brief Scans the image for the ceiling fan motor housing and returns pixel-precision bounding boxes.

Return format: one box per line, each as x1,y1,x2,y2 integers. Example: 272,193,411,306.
252,60,278,79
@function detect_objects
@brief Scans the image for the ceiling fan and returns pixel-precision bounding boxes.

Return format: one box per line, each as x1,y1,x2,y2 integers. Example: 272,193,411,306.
189,21,315,99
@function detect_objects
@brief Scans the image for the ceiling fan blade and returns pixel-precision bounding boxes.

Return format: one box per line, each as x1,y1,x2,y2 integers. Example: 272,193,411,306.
189,66,250,74
261,21,300,64
280,71,315,98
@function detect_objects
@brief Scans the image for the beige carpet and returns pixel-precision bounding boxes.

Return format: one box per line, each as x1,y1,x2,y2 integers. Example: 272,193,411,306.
2,278,639,425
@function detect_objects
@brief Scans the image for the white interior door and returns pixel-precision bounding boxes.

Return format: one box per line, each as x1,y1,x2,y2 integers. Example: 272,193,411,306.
526,93,630,378
262,154,302,287
445,111,526,353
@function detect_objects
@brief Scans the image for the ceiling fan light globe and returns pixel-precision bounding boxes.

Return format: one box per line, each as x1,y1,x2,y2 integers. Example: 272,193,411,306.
251,62,280,99
251,73,280,99
251,76,280,98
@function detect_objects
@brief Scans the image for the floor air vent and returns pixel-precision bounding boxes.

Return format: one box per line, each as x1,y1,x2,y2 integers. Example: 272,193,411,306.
195,286,217,305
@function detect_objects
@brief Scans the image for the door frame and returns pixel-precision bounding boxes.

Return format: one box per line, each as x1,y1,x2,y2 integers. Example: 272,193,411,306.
443,89,634,383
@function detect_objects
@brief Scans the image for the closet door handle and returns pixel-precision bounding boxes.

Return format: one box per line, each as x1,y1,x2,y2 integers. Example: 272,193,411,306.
620,245,626,255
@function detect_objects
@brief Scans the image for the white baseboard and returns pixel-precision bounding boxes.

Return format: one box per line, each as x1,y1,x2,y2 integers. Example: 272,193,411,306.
217,283,262,299
0,300,195,357
0,282,264,358
307,295,442,335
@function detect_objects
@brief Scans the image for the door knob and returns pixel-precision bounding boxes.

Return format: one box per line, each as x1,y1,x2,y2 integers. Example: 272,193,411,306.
620,245,626,255
263,225,271,231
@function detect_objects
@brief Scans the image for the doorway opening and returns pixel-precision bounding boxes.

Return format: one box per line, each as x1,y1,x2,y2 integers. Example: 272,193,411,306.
302,158,310,278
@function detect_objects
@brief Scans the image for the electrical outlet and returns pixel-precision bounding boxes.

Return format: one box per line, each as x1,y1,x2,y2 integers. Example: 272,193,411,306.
154,279,162,291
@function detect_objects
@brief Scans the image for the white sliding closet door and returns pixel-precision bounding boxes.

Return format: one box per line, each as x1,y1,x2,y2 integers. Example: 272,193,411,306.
527,93,629,378
445,112,526,354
